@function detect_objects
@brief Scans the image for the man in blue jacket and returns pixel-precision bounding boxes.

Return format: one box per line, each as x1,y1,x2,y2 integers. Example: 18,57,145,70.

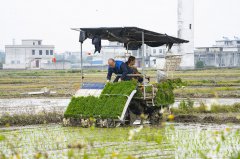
107,58,130,82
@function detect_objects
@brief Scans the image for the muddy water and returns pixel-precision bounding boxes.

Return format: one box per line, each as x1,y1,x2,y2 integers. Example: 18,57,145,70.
0,123,239,158
0,98,70,115
0,98,240,115
173,98,240,107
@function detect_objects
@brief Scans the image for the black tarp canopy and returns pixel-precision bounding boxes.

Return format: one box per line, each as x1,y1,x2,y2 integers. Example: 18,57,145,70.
72,27,188,50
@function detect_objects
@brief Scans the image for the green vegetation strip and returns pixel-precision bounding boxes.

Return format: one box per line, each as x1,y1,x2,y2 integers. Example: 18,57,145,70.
0,112,63,126
64,81,137,119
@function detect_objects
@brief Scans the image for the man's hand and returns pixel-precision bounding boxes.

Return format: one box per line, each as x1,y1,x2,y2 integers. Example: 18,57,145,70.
106,80,110,83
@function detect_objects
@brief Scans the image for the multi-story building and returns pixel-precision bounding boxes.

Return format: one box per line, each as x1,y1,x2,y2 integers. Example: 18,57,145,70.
132,46,164,68
3,39,55,69
194,37,240,68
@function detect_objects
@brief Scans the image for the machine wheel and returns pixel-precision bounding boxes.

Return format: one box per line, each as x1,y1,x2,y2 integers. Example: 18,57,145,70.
106,119,115,128
149,108,162,125
124,109,139,126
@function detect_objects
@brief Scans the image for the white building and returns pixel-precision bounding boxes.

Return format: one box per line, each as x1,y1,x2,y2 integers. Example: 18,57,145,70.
3,39,55,69
101,42,130,64
132,45,166,68
195,37,240,68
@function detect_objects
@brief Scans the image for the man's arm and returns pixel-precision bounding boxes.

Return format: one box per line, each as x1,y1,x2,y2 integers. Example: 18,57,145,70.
107,67,113,81
120,63,129,80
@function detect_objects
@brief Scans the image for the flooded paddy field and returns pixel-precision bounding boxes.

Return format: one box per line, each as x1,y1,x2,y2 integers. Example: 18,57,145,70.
0,69,240,158
0,123,240,158
0,98,70,115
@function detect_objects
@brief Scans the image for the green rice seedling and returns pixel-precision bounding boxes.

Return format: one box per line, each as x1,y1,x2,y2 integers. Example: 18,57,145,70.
154,78,185,106
65,79,185,120
64,81,137,119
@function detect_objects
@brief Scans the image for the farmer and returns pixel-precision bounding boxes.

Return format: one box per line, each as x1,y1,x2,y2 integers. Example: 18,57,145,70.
107,58,130,82
125,56,143,83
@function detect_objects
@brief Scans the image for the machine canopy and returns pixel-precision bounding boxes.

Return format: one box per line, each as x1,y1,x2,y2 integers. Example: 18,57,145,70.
72,27,189,52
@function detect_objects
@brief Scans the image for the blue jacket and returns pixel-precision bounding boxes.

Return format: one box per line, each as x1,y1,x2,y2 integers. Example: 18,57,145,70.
107,60,129,82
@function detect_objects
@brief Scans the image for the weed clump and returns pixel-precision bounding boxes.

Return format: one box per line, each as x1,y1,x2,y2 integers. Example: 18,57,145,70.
179,98,194,110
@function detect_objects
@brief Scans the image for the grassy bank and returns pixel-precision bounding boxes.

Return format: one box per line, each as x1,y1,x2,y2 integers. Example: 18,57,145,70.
170,102,240,124
0,112,63,127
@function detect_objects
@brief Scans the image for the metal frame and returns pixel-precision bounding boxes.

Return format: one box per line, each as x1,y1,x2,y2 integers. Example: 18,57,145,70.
80,42,83,85
119,90,137,121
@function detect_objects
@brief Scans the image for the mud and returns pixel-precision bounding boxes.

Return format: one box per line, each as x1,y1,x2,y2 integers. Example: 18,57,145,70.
0,98,70,115
174,113,240,124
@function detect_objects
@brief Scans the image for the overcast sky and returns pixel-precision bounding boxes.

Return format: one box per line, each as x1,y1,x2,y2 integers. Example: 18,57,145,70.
0,0,240,52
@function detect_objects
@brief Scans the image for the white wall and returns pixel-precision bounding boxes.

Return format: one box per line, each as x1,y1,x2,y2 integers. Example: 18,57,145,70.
178,0,195,69
3,64,26,69
22,40,42,46
41,62,71,69
5,47,27,65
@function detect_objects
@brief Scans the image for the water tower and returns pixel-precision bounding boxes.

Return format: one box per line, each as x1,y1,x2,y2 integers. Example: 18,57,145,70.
178,0,194,69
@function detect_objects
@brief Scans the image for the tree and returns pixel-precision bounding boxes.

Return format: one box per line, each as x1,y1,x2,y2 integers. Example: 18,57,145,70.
195,61,204,69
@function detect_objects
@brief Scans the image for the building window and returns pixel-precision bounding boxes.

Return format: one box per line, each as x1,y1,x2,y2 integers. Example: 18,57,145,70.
189,24,192,29
17,61,20,64
153,59,156,65
46,50,49,55
32,50,35,55
159,49,162,54
11,61,15,64
50,50,53,55
39,50,42,55
38,41,41,45
153,49,156,54
33,42,35,45
237,41,240,44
